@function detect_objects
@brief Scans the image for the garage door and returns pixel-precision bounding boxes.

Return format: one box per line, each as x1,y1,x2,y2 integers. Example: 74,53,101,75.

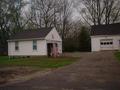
100,39,113,50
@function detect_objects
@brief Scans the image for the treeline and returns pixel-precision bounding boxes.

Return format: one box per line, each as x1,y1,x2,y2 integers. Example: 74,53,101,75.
0,0,26,55
0,0,120,54
64,26,91,52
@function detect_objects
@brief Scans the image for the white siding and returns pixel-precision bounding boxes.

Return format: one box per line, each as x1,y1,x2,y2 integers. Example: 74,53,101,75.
45,28,62,54
91,37,100,51
45,28,62,41
58,42,62,54
91,35,120,51
8,27,62,56
8,40,47,56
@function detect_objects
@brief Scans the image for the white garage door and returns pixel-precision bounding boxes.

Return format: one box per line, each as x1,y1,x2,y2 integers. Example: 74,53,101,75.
100,39,113,50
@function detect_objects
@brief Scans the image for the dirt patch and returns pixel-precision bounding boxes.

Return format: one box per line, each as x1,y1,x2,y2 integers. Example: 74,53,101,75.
1,51,120,90
0,67,39,85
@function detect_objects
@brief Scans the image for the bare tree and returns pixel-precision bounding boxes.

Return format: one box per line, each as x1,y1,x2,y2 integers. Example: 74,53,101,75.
8,0,27,33
103,0,120,24
76,0,120,25
29,0,58,28
28,0,73,41
55,0,72,40
0,0,26,54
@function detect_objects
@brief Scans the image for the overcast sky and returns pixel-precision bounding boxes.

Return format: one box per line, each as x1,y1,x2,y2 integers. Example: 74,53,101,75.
23,0,83,21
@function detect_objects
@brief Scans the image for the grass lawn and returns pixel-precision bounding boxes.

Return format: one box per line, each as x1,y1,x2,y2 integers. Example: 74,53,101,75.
0,56,78,84
0,56,78,68
115,52,120,61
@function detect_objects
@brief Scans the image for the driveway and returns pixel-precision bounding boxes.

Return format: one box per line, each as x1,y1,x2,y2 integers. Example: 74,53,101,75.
1,51,120,90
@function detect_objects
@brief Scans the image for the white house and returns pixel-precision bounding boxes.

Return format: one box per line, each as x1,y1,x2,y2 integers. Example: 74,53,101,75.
8,27,62,56
91,23,120,51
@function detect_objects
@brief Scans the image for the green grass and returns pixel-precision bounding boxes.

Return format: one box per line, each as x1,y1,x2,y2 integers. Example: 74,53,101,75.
115,52,120,61
0,56,78,68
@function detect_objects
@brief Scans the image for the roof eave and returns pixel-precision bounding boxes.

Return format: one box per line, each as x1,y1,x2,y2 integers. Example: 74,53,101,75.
7,38,45,42
91,34,120,37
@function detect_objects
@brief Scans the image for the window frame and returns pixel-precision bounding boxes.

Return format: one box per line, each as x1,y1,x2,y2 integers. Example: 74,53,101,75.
33,40,37,51
100,39,113,46
15,41,19,51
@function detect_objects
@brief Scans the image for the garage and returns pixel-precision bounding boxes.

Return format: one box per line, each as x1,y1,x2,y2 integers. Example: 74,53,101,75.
100,39,113,50
91,23,120,51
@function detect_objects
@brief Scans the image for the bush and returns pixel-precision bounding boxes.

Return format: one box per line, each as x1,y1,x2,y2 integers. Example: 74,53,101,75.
63,26,91,52
63,38,79,52
78,26,91,52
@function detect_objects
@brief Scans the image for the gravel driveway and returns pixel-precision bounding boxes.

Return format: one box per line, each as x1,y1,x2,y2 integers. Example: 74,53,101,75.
1,51,120,90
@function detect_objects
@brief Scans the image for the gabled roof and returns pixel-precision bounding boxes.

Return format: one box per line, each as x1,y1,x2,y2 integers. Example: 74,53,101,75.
9,27,53,40
91,23,120,36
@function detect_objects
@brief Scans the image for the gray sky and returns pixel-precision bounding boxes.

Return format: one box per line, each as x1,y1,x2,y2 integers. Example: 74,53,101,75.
23,0,82,21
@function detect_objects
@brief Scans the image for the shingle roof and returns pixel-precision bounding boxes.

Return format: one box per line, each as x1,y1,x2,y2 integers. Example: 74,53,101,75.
9,27,53,40
91,23,120,36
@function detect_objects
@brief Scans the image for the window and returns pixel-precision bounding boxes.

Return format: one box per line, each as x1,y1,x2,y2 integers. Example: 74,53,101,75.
100,39,113,46
33,40,37,50
110,42,113,45
15,41,19,51
107,42,109,45
101,41,113,45
100,42,104,45
104,42,106,45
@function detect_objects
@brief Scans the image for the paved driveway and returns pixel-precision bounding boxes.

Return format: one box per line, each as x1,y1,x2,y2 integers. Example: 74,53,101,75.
1,51,120,90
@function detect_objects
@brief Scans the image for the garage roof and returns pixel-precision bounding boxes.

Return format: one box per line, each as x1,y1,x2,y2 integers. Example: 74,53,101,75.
9,27,53,40
91,23,120,36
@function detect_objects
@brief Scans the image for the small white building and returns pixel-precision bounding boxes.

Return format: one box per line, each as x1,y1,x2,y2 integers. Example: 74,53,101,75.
8,27,62,56
91,23,120,51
